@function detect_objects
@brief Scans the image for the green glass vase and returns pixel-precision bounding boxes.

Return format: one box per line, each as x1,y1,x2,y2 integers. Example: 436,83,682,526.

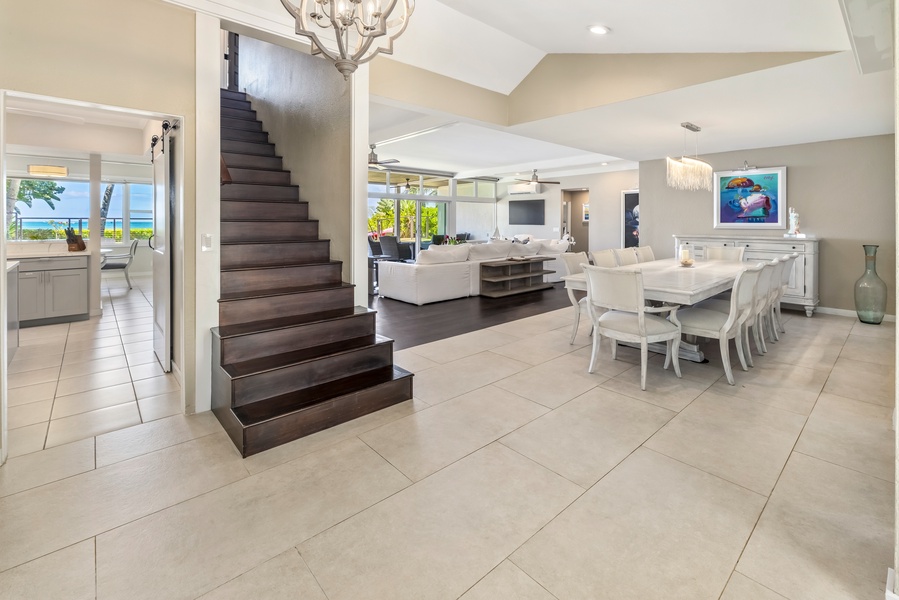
854,244,887,325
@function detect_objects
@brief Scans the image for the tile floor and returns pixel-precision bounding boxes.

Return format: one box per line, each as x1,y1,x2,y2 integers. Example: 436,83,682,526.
6,274,181,458
0,305,893,600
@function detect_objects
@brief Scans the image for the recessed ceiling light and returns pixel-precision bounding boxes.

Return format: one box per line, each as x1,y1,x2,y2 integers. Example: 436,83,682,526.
601,162,609,166
589,25,611,35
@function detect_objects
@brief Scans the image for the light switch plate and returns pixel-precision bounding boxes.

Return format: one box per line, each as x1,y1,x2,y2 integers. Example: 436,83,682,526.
201,233,214,252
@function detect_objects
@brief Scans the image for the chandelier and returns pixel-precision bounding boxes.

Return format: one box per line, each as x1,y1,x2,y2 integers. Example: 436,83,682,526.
279,0,414,79
666,122,713,192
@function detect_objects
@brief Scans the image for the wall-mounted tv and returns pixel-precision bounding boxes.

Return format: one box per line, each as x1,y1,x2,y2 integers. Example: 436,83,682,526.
509,199,545,225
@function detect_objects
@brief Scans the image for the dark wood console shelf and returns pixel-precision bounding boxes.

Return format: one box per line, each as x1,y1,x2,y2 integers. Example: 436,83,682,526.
480,256,554,298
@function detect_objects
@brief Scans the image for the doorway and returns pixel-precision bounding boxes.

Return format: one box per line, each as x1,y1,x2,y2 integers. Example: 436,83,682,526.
0,91,184,464
562,189,590,252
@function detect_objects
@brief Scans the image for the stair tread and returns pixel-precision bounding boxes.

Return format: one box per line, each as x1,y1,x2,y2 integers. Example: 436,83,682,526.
221,198,305,205
219,281,353,302
233,366,412,426
220,259,337,273
223,334,391,378
217,306,373,338
221,218,319,224
224,167,290,174
221,239,329,246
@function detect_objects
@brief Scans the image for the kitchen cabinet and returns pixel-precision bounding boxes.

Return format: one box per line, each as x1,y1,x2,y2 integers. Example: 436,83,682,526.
7,262,18,363
17,256,89,325
674,234,819,316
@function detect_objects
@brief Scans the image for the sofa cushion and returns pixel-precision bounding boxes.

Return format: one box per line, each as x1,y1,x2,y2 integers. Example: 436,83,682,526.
508,243,541,257
416,244,470,264
469,240,512,260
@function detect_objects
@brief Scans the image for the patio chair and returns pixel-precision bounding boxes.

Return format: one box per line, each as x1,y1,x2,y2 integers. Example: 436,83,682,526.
101,239,139,289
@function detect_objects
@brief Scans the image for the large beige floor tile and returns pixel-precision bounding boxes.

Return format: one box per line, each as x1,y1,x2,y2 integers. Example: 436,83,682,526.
8,398,52,429
849,319,895,340
60,344,125,365
55,367,132,397
459,560,556,600
96,438,409,600
7,381,56,407
19,334,67,348
708,361,829,416
46,402,142,448
300,443,582,600
197,548,327,600
243,398,427,475
599,362,711,411
8,366,60,389
128,361,166,382
360,385,548,481
137,390,182,421
63,335,124,352
569,343,641,378
392,348,439,373
125,349,161,367
511,448,766,600
133,373,180,399
8,352,64,374
721,573,790,600
795,393,894,482
493,351,606,409
489,328,588,366
65,325,122,341
7,422,48,458
9,341,65,361
738,452,892,600
0,539,95,600
646,390,806,495
51,383,136,419
823,357,895,407
58,355,129,380
839,334,894,366
18,322,70,341
405,329,522,364
411,351,530,405
488,311,571,339
758,332,844,370
95,412,223,467
0,438,94,497
0,432,248,572
501,387,674,488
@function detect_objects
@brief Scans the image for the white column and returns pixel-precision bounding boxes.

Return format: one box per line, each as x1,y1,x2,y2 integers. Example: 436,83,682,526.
351,64,371,306
0,91,8,466
89,154,102,316
892,0,898,594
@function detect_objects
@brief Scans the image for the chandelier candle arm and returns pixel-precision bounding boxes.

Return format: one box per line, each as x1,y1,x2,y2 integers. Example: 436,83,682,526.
280,0,414,79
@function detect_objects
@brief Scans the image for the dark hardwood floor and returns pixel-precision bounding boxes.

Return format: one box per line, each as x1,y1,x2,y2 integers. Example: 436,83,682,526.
370,284,572,350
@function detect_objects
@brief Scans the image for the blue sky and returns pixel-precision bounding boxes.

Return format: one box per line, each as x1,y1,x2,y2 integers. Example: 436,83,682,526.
14,180,153,219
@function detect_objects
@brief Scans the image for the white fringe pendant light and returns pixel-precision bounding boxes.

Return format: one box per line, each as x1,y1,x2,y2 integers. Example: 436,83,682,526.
666,122,713,192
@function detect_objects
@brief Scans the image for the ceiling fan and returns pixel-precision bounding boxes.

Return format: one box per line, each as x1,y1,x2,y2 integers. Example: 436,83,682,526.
517,169,560,185
368,144,400,169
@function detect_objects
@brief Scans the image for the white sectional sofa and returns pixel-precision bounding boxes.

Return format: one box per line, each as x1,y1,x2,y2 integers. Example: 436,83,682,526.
377,238,570,305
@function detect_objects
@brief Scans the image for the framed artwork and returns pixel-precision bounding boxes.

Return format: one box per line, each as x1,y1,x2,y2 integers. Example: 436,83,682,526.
621,190,639,248
713,166,786,229
582,203,590,222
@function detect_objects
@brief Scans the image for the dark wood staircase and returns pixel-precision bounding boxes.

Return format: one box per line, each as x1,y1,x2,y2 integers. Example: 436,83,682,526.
212,88,413,457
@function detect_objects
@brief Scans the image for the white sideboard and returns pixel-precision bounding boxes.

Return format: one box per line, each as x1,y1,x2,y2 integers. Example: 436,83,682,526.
674,234,819,316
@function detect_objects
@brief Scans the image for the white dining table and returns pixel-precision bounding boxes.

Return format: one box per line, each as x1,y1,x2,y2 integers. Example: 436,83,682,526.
562,258,748,361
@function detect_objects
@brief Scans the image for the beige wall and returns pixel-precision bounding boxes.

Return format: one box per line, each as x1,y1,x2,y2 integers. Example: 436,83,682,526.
239,37,353,279
1,0,200,399
639,134,896,313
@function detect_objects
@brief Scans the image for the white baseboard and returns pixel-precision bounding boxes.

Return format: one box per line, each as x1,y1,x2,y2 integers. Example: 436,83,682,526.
885,568,899,600
814,306,896,322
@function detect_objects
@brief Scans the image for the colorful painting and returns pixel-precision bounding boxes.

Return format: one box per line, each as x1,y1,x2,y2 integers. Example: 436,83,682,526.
713,166,786,229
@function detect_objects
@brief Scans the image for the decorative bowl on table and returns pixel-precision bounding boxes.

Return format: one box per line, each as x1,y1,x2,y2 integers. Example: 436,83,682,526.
679,258,695,267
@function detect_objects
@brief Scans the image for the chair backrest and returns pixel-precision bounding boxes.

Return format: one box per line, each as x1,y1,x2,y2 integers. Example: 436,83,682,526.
368,238,382,256
560,252,590,276
753,260,778,312
728,263,765,326
379,235,400,259
634,246,655,262
768,259,785,299
612,247,638,266
583,265,645,313
431,235,445,245
780,253,798,288
590,249,618,268
705,246,745,261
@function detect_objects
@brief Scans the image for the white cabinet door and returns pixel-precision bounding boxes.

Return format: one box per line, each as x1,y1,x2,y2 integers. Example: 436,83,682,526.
17,271,44,322
45,269,89,318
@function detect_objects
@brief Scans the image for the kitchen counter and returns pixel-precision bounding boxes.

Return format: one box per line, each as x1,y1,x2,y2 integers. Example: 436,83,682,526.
7,242,91,259
7,261,19,271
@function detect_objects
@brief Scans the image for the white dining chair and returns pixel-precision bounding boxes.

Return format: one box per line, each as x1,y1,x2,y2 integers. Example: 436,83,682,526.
583,265,682,391
765,258,786,342
746,259,779,356
561,252,592,344
612,247,638,266
772,253,799,334
590,249,618,268
705,246,745,261
634,246,655,262
674,263,764,385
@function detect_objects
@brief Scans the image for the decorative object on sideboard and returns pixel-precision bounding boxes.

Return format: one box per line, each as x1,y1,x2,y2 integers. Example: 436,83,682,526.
854,244,887,325
666,122,713,192
784,207,807,238
713,166,786,229
279,0,414,79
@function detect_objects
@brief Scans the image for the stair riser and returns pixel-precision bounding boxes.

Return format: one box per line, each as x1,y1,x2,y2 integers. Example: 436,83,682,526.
221,183,299,201
221,201,308,221
221,139,276,156
221,313,376,364
221,102,257,121
221,152,282,171
226,168,291,185
220,89,248,101
241,375,412,457
222,128,270,143
221,117,263,132
221,220,318,243
221,263,342,295
232,343,393,407
219,286,355,326
222,98,251,110
221,241,330,268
